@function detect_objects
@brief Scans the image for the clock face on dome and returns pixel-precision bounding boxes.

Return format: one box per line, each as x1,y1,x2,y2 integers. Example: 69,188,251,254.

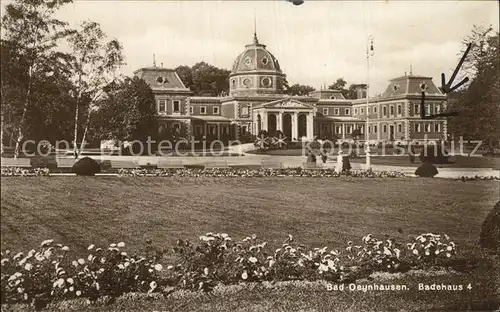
244,57,252,67
243,78,252,88
261,77,272,87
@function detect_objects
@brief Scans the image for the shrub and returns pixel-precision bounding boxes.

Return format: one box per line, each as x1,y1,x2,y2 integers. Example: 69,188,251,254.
72,157,101,176
406,233,457,269
1,232,459,307
479,201,500,253
1,167,50,177
415,162,438,177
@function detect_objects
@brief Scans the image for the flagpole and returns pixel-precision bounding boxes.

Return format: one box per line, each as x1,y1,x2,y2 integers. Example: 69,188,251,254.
365,35,374,170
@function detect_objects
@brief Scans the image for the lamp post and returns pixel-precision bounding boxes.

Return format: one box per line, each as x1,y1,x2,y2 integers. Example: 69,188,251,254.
365,35,374,169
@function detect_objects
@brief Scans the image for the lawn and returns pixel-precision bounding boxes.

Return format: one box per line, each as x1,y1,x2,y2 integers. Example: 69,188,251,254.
1,177,499,311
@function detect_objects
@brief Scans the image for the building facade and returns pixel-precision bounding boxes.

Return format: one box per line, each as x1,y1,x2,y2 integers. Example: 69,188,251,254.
134,33,447,144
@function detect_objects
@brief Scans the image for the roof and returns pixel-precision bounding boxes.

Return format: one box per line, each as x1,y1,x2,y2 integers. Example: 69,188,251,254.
231,34,282,75
134,67,189,91
382,75,443,98
253,97,315,110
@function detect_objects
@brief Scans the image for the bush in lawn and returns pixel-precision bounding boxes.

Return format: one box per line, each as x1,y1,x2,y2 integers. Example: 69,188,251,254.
415,161,438,177
479,201,500,253
1,167,50,177
72,157,101,176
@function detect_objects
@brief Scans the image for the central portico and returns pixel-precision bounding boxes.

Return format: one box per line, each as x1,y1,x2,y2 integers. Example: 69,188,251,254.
252,98,316,141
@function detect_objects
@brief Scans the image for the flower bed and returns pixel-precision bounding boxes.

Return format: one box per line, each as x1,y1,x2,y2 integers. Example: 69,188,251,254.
0,167,50,177
1,232,457,308
457,175,499,181
117,168,407,178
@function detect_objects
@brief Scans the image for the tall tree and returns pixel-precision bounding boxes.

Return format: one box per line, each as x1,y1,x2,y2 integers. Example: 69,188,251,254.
447,25,500,151
287,83,315,96
328,77,347,90
93,77,157,144
65,21,124,157
1,0,72,158
328,78,357,99
176,62,230,96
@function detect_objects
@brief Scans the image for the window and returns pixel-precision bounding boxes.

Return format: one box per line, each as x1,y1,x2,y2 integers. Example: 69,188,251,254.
158,100,166,112
397,104,402,115
368,126,372,134
434,123,440,132
425,123,430,132
397,124,402,132
322,108,328,115
173,123,180,130
390,105,394,115
189,106,193,114
334,108,340,115
354,108,358,115
425,104,431,116
374,125,378,133
242,126,247,134
200,106,206,114
173,100,180,112
345,108,350,115
232,79,236,88
368,107,371,114
383,125,387,133
415,124,420,132
414,104,420,115
336,126,342,134
373,106,377,113
383,106,387,116
241,106,249,117
435,105,441,114
361,108,364,114
347,125,352,134
330,96,335,99
213,106,219,114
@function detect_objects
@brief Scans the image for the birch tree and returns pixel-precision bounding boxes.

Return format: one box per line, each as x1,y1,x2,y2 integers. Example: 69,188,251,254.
1,0,72,158
66,21,124,158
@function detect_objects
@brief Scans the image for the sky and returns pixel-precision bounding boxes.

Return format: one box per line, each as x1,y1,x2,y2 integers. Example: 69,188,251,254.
2,0,499,95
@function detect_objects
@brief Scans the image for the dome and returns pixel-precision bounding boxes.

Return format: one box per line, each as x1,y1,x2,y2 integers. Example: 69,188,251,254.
231,34,282,75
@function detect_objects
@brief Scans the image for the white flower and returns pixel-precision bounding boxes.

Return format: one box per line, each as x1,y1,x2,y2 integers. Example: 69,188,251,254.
110,243,117,248
88,255,94,262
154,264,163,271
167,265,174,270
69,286,74,292
43,249,52,258
61,246,69,252
446,253,451,258
41,239,54,247
77,258,85,265
87,244,95,250
412,249,418,255
204,267,209,275
248,257,258,264
117,264,125,270
435,250,440,255
67,278,74,284
76,290,82,296
221,233,229,238
13,252,23,260
149,281,157,290
252,234,257,240
72,260,78,267
117,242,125,248
318,263,329,272
55,278,65,288
24,263,32,271
241,271,248,280
1,258,9,265
446,246,452,251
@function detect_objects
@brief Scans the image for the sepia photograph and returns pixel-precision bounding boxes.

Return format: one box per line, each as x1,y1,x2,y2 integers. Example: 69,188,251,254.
1,0,499,311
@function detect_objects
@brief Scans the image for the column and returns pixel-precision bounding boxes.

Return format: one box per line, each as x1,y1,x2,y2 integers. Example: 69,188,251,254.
204,123,207,137
217,123,221,140
377,122,381,141
342,123,346,140
307,113,314,140
262,113,268,132
277,112,282,132
291,113,298,141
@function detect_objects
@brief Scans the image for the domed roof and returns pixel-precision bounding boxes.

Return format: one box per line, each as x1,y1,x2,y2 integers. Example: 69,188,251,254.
231,34,282,74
